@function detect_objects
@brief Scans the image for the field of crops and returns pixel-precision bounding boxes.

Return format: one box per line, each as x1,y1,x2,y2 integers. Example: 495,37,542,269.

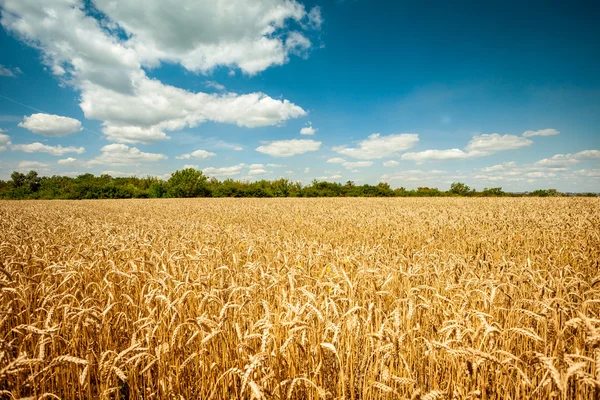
1,198,599,399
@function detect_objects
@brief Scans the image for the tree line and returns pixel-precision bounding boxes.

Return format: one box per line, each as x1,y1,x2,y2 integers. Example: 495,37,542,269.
0,169,595,200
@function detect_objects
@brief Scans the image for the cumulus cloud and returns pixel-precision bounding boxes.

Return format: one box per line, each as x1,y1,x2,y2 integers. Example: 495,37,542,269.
18,113,82,137
464,134,532,155
203,163,246,177
89,144,167,165
383,160,399,167
342,161,373,168
57,157,77,165
522,128,560,137
12,142,85,156
256,139,321,157
401,149,470,162
534,150,600,168
403,133,534,163
1,0,311,144
333,133,419,159
0,134,11,151
300,123,317,135
101,126,170,144
326,157,346,164
248,168,269,175
183,164,199,169
18,161,48,169
176,149,217,160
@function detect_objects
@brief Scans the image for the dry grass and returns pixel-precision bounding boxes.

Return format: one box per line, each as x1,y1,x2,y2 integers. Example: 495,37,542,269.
0,198,599,399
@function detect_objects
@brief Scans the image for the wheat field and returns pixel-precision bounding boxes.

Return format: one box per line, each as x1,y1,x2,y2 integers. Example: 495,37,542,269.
0,198,599,399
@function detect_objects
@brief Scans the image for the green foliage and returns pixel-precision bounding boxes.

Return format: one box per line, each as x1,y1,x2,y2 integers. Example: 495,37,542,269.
167,168,209,198
450,182,470,196
0,169,583,199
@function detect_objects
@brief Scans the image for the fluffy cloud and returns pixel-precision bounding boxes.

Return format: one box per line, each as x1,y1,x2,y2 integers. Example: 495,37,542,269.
1,0,311,144
326,157,346,164
248,168,269,175
91,0,320,75
12,142,85,156
183,164,199,169
57,157,77,165
342,161,373,168
256,139,321,157
18,161,48,169
464,134,532,155
101,126,169,144
89,144,167,165
333,133,419,159
383,160,399,167
522,128,560,137
18,113,82,137
401,149,469,162
300,124,317,135
176,149,217,160
534,150,600,168
403,134,534,163
203,163,246,177
0,134,11,151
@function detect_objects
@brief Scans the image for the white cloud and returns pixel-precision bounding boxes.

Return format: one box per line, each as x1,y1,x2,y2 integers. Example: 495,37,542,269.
1,0,310,144
479,162,517,173
383,160,400,167
464,134,532,155
89,144,167,165
329,174,342,179
574,169,600,178
256,139,321,157
534,154,579,168
304,167,310,173
401,149,470,162
380,169,447,183
267,163,283,167
0,133,11,151
205,81,225,91
575,150,600,160
333,133,419,159
12,142,85,156
342,161,373,168
522,128,560,137
91,0,318,75
183,164,199,169
249,164,265,169
18,161,48,169
326,157,346,164
176,149,217,160
307,6,323,30
0,65,21,77
101,126,170,144
18,113,82,137
300,124,317,135
57,157,77,165
203,163,246,177
248,168,269,175
534,150,600,168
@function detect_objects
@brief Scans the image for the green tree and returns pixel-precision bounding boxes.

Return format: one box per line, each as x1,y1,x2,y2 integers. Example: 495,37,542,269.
449,182,470,196
167,168,209,197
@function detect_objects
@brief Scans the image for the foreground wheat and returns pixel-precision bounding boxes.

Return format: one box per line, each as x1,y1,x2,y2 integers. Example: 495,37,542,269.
0,198,599,399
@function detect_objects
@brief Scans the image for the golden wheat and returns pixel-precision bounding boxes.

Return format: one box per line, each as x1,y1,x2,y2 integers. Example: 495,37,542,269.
0,197,599,399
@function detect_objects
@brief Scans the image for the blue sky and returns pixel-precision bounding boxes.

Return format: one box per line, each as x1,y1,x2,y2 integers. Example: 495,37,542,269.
0,0,598,191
